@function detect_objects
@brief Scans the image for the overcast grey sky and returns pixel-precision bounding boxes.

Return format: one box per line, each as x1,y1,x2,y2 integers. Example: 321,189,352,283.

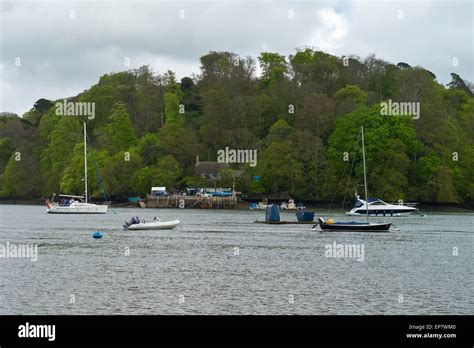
1,0,472,115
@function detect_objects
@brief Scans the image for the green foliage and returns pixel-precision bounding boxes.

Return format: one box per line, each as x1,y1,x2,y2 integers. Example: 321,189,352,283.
39,115,82,194
159,122,197,167
102,102,137,153
219,168,236,188
1,50,473,205
335,85,368,116
135,155,181,194
102,150,143,196
290,48,344,95
0,137,14,173
325,105,422,201
60,145,108,197
292,130,325,199
335,85,367,106
182,175,210,189
136,133,163,166
164,92,183,125
260,141,305,195
1,147,42,197
295,93,335,139
258,52,287,86
23,98,53,126
448,73,473,96
266,119,294,144
163,70,181,95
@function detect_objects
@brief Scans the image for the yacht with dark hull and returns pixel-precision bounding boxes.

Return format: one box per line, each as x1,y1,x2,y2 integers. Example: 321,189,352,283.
317,218,391,232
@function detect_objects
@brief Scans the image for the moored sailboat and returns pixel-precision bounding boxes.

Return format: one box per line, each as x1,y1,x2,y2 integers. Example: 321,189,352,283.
317,126,391,232
46,122,109,214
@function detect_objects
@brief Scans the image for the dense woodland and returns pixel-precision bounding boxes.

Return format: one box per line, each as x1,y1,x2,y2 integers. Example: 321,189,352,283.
1,48,473,204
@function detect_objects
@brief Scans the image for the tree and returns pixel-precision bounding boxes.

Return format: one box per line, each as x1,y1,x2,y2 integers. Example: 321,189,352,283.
1,146,42,197
364,54,389,100
102,102,138,153
218,168,236,188
136,133,163,166
181,77,195,93
23,98,53,125
0,137,14,174
79,71,136,132
164,92,183,125
135,155,182,194
447,73,473,96
135,66,163,134
102,150,143,196
335,85,367,115
163,70,181,95
289,48,344,95
292,130,325,199
266,119,294,144
39,115,82,194
324,104,422,201
258,52,287,86
397,62,412,69
60,145,108,197
260,141,305,195
159,122,197,168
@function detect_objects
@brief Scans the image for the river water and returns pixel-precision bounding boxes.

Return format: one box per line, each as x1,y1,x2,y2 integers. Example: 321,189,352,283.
0,204,472,315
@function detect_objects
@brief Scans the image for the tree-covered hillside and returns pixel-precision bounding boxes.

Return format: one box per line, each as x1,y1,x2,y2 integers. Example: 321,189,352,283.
1,48,473,204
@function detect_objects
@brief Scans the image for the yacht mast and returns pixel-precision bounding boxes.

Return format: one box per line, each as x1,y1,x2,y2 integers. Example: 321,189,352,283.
84,122,88,203
361,126,369,223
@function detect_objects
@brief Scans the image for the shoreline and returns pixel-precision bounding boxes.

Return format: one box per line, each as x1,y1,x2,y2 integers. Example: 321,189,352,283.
1,198,473,213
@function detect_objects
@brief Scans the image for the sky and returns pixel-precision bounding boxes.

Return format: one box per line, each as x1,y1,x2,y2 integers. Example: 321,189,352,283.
0,0,473,115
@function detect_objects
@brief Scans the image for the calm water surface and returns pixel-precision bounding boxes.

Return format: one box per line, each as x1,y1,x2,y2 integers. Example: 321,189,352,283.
0,204,473,315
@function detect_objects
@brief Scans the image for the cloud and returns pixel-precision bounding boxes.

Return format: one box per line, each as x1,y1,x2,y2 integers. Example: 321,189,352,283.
0,0,472,115
306,8,348,52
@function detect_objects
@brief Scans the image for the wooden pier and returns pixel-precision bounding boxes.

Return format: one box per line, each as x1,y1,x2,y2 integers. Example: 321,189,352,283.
143,194,237,209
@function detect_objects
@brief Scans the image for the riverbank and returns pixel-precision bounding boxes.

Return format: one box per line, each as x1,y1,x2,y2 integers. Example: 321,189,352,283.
1,198,473,213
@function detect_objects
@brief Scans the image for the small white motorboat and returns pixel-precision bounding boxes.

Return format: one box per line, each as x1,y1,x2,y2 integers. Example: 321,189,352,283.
123,216,180,230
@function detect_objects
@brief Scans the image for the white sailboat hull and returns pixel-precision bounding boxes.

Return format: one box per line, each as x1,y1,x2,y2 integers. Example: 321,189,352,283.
46,202,108,214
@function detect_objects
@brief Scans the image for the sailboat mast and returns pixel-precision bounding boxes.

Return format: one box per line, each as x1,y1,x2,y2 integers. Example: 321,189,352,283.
84,122,88,203
361,126,369,223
